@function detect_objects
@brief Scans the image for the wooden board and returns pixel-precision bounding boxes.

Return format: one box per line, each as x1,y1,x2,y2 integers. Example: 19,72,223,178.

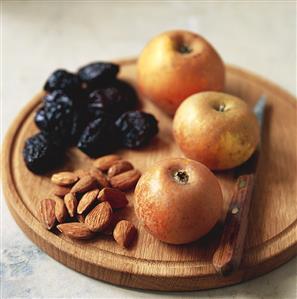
2,59,297,291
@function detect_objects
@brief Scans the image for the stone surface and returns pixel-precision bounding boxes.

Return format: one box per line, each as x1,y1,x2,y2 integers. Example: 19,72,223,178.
1,1,296,298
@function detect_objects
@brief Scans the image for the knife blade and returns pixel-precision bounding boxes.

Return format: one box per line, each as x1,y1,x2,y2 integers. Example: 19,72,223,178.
234,95,266,177
212,95,266,276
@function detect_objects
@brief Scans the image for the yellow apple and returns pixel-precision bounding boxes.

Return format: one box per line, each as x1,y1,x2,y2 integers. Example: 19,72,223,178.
173,92,260,170
137,30,225,115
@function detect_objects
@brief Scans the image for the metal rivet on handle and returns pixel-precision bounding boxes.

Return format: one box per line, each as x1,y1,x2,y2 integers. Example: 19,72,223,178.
232,207,239,214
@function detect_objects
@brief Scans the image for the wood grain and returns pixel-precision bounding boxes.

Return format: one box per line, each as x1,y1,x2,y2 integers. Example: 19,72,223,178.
2,59,297,291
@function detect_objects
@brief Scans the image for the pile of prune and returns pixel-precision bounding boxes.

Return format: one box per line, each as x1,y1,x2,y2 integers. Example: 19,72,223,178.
23,61,159,174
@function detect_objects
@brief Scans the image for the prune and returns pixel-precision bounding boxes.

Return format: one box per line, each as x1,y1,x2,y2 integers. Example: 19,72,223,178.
44,69,81,96
87,79,138,119
23,132,63,174
43,89,74,106
78,62,119,90
77,112,120,157
35,90,86,145
44,88,87,111
115,111,158,148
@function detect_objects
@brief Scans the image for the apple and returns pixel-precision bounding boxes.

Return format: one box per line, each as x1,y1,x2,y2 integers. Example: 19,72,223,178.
137,30,225,115
173,91,260,170
134,158,223,244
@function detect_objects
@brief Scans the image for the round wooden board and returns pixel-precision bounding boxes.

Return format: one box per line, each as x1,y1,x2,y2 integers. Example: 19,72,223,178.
2,59,297,291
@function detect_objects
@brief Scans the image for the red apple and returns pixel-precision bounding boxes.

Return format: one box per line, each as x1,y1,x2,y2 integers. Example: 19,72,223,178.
134,158,223,244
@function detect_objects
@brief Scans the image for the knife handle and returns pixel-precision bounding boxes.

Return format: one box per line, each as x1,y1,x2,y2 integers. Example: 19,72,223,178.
212,174,255,276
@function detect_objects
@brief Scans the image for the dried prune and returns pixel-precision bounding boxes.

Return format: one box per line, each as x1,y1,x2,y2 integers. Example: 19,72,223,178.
42,89,74,106
115,111,158,148
87,79,138,119
77,112,120,157
78,62,119,90
44,69,81,96
23,132,63,174
43,88,87,111
35,90,86,145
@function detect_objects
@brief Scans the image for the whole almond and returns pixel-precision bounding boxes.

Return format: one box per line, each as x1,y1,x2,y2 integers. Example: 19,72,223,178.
98,187,128,209
39,198,56,230
71,175,98,194
53,196,68,223
74,169,90,179
85,202,113,232
53,185,71,198
57,223,95,240
93,155,121,171
113,220,137,248
51,172,78,186
64,193,78,217
90,168,109,188
110,169,141,191
77,189,99,214
107,160,134,178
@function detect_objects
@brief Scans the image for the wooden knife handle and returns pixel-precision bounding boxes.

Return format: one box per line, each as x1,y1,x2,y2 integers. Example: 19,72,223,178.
212,174,255,276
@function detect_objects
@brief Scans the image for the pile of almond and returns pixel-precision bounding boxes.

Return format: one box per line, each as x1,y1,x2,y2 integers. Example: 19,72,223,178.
38,155,140,248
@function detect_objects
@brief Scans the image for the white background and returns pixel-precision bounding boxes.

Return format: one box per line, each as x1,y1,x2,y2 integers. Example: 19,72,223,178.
1,1,296,298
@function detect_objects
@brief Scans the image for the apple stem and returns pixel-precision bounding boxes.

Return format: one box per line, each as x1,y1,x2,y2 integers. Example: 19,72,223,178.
218,104,225,112
173,170,189,184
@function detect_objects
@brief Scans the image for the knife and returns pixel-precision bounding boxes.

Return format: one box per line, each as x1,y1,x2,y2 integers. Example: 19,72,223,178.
212,95,266,276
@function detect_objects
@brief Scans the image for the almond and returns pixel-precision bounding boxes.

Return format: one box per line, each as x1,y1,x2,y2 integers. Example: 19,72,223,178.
113,220,137,248
90,168,109,188
77,189,99,214
53,196,68,223
57,223,95,240
98,187,128,209
53,185,71,198
85,202,113,232
107,160,134,178
39,198,56,230
109,169,141,191
74,169,90,179
64,193,78,217
51,171,78,186
93,155,121,171
71,175,98,194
